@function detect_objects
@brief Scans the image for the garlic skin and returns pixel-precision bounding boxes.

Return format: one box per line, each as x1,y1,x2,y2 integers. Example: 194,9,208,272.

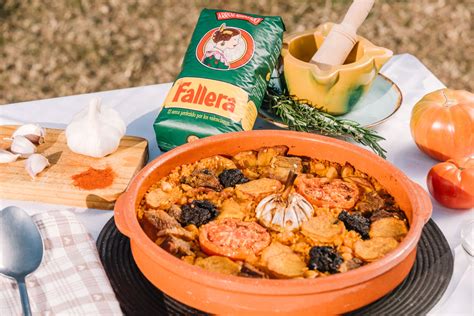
0,149,20,163
12,124,46,145
66,98,126,158
10,135,37,158
25,154,50,179
256,192,314,232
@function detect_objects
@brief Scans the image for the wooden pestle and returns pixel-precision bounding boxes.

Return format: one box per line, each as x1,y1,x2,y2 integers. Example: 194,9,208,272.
311,0,375,70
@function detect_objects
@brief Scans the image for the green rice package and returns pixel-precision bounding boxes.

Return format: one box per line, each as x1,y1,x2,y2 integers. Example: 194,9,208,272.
154,9,285,151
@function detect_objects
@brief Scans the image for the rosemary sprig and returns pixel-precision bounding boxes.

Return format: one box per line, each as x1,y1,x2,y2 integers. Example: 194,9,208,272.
264,87,387,158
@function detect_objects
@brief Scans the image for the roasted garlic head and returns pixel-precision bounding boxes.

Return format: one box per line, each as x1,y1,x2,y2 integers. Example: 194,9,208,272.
255,171,314,231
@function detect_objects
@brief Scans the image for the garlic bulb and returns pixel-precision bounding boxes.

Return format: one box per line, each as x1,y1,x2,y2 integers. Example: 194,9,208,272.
66,98,126,158
12,124,46,145
10,135,37,158
255,171,314,232
0,149,20,163
256,192,314,232
25,154,50,179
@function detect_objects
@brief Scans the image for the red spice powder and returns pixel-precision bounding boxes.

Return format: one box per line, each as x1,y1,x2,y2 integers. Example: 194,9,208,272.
72,166,115,190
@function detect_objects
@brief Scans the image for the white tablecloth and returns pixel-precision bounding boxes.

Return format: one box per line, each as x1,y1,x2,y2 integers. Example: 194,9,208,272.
1,54,472,315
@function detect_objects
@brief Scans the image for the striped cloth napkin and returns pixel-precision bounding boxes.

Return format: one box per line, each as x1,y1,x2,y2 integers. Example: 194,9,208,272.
0,210,122,315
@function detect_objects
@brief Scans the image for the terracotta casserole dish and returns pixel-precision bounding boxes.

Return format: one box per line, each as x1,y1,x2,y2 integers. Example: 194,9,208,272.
114,130,432,315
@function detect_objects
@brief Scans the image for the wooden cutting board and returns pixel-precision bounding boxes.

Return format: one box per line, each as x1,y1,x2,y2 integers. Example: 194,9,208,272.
0,125,148,210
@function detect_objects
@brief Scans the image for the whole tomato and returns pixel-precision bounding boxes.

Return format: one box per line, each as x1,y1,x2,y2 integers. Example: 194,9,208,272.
410,89,474,161
427,157,474,209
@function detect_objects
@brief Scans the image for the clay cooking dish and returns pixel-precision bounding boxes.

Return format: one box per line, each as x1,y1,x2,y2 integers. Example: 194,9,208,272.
114,130,432,315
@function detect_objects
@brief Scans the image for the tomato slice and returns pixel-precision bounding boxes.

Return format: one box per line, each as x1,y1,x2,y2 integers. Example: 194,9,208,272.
199,218,271,260
295,176,359,209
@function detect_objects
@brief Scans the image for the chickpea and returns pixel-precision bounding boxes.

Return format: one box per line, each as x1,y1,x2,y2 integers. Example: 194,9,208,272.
161,181,173,192
326,166,339,179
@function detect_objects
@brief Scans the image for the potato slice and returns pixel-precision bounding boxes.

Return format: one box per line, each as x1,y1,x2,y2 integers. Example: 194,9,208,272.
301,215,345,244
260,242,306,278
354,237,398,262
195,155,237,174
266,253,307,279
235,178,282,200
218,199,246,220
195,256,241,275
369,217,408,241
145,187,181,209
260,242,291,263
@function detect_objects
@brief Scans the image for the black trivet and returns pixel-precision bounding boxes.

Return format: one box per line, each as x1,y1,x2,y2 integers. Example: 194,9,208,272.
96,218,453,315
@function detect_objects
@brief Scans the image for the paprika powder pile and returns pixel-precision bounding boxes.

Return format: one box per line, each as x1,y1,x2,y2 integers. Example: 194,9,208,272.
72,166,115,190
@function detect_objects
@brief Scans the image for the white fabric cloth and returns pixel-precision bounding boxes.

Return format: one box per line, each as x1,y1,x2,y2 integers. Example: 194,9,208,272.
0,53,472,314
0,210,122,315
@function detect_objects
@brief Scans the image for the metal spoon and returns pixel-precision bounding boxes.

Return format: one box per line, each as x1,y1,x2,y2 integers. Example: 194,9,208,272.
0,206,44,316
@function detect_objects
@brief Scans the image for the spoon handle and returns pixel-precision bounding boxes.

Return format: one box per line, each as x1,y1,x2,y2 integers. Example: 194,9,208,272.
17,277,32,316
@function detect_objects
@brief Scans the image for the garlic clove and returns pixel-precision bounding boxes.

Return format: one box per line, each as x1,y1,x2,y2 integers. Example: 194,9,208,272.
255,195,277,226
0,149,20,163
12,124,46,145
283,205,299,230
255,195,272,216
10,135,37,158
271,205,286,227
66,98,126,158
25,154,50,179
262,204,275,226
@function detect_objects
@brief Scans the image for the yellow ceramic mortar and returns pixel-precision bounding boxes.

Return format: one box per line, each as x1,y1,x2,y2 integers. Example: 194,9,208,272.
281,23,393,115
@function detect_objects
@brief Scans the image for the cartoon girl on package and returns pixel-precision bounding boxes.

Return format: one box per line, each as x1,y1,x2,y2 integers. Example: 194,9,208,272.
201,24,242,70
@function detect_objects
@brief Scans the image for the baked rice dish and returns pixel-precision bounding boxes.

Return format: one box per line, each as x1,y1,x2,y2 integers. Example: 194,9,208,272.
137,145,409,279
